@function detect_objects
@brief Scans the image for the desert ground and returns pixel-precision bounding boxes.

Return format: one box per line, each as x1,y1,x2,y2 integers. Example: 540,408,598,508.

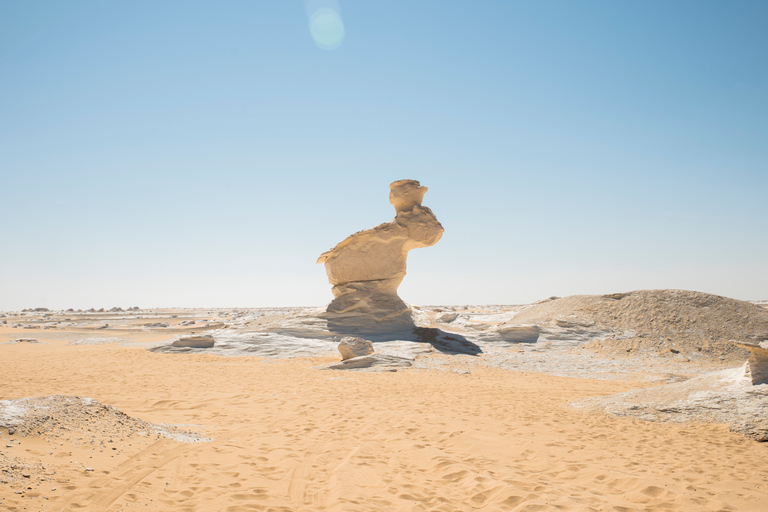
2,291,768,511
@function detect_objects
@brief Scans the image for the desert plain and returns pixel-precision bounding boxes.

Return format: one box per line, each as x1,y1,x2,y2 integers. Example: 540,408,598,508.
2,291,768,512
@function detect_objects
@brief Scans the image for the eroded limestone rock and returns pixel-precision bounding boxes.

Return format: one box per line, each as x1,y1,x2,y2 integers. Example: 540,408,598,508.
338,337,374,360
733,340,768,385
171,335,215,349
317,180,443,333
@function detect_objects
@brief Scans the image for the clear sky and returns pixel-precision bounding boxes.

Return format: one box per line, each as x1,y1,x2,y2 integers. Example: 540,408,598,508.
1,1,766,310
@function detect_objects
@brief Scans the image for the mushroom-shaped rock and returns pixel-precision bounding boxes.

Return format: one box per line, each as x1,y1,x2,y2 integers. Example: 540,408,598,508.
171,335,215,349
338,337,374,360
733,339,768,385
317,180,443,333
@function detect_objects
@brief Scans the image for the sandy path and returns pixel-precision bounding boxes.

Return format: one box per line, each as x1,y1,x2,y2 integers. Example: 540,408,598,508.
2,337,767,511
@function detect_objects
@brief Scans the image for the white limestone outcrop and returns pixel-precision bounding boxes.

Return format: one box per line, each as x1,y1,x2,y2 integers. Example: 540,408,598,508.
733,340,768,385
317,180,443,333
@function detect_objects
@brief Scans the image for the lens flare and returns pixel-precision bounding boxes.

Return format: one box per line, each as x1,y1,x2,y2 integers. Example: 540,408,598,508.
306,2,345,50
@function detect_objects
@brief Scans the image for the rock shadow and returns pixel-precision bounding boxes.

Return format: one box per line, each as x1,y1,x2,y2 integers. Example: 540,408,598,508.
412,327,482,355
326,322,482,356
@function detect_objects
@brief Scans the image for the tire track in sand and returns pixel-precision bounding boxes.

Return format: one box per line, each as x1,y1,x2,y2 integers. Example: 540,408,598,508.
56,439,192,511
287,419,374,508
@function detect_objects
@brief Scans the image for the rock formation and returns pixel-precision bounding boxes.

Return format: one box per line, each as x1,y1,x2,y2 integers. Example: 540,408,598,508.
338,337,374,360
498,290,768,364
733,340,768,385
171,335,215,348
573,364,768,442
317,179,443,333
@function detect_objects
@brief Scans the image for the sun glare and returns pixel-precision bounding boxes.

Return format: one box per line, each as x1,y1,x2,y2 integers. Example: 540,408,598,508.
306,2,345,50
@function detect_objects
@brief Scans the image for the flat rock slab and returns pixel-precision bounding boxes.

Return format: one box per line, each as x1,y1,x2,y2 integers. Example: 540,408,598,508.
171,335,215,348
149,330,338,358
326,354,413,372
572,365,768,442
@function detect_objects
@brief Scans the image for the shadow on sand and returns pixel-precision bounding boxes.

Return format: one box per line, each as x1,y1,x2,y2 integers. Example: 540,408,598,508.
322,322,482,356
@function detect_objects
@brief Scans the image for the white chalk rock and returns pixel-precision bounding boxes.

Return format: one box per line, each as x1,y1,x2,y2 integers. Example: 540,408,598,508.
318,180,443,333
733,339,768,385
338,337,374,360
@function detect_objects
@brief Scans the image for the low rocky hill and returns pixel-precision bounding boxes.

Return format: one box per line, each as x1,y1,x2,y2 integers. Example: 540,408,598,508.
503,289,768,364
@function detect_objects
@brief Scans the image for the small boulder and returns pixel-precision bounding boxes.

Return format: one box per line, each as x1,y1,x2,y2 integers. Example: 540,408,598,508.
438,313,460,323
171,335,215,348
338,337,374,361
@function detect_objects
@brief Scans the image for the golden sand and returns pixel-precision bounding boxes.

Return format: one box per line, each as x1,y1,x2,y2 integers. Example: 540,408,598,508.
1,323,767,511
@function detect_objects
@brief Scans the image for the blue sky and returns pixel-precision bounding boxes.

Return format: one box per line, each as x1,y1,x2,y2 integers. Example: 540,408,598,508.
1,1,766,310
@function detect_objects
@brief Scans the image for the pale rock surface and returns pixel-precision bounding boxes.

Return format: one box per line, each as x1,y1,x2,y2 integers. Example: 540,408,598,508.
499,289,768,364
338,337,374,360
317,180,443,333
327,354,413,372
437,312,460,323
171,335,215,348
573,364,768,441
733,340,768,385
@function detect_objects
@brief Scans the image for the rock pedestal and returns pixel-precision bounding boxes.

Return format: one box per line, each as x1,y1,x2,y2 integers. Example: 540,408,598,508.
317,179,443,333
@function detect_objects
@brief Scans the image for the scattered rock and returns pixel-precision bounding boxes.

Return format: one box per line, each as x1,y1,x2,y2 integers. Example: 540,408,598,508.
171,335,215,348
438,313,460,323
143,322,170,328
338,337,374,360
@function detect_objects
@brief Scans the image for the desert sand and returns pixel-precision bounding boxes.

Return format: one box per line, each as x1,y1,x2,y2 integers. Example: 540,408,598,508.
2,298,768,512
